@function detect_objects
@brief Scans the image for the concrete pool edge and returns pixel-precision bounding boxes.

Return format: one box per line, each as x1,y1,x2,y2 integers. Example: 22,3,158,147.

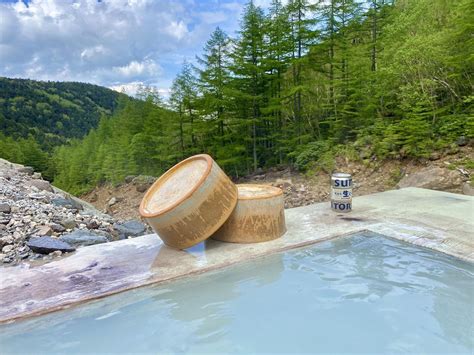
0,187,472,323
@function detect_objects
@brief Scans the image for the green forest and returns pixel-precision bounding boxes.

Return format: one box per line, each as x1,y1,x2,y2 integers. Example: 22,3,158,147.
0,78,128,174
1,0,473,195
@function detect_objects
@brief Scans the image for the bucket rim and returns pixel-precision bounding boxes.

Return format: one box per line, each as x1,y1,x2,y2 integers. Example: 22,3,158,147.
236,183,283,200
139,154,213,218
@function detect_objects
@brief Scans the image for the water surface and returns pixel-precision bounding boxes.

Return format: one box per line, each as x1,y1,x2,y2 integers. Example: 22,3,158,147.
1,233,473,354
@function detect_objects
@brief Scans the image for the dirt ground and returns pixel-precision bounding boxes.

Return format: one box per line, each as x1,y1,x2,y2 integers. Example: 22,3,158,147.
82,146,473,221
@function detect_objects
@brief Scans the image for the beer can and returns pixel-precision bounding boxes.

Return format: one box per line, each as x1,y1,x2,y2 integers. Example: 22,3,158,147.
331,173,352,213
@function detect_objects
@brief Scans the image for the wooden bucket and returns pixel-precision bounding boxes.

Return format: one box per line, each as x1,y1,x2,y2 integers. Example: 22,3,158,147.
211,184,286,243
139,154,238,249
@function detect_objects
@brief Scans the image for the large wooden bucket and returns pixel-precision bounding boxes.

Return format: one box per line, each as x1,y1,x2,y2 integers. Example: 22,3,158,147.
211,184,286,243
139,154,238,249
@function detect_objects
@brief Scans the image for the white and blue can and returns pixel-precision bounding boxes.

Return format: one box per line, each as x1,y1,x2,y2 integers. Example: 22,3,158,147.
331,173,352,213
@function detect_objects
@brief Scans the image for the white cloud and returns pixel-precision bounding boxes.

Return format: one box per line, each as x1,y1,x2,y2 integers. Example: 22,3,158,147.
80,45,107,61
0,0,247,93
110,81,171,99
114,59,161,78
110,82,142,95
165,20,189,40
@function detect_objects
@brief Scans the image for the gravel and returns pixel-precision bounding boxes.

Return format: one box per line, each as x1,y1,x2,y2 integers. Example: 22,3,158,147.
0,158,149,266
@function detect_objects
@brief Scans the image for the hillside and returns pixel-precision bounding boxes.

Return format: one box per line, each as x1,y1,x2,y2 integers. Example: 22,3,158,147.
51,0,473,196
82,145,474,221
0,77,129,149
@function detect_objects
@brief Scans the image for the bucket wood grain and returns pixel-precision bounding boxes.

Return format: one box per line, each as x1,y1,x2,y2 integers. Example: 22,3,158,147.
211,184,286,243
139,154,238,249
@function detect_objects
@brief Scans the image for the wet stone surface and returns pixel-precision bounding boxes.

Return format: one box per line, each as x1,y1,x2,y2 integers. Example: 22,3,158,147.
0,188,472,324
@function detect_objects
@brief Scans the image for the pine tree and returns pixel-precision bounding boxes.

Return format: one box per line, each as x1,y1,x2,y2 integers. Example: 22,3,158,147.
262,0,293,164
48,0,473,192
286,0,318,145
196,27,233,156
231,1,267,172
170,61,198,158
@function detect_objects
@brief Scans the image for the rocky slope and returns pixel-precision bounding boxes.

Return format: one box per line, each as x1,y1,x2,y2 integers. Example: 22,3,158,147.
2,146,471,266
3,141,470,267
82,146,473,219
0,159,149,266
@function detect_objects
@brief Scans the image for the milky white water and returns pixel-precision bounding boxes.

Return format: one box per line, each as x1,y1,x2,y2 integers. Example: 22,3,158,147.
1,233,472,354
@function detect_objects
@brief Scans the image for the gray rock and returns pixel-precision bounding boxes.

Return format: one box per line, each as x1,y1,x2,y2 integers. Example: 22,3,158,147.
0,203,11,213
28,193,49,201
132,175,155,185
86,220,99,229
17,166,34,175
51,197,84,210
59,230,109,246
36,225,53,236
462,182,474,196
107,197,119,207
19,251,30,259
27,236,75,254
0,157,123,264
1,254,13,263
114,220,147,239
49,250,63,257
58,218,76,230
17,245,30,259
274,178,293,190
0,236,13,249
397,167,463,191
0,214,10,225
136,184,149,193
2,244,14,253
125,175,136,183
50,223,66,233
456,136,467,146
29,179,54,192
132,175,155,193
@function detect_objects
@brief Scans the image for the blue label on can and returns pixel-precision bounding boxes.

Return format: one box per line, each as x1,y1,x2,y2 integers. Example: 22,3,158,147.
333,179,352,188
331,189,352,200
331,201,352,212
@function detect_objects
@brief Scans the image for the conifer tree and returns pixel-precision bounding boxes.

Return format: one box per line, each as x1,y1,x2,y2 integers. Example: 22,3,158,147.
170,61,198,158
196,27,233,155
231,1,267,171
286,0,317,145
262,0,293,164
46,0,473,192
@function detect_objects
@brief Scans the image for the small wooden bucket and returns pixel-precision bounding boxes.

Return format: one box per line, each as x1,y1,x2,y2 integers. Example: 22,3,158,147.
139,154,238,249
211,184,286,243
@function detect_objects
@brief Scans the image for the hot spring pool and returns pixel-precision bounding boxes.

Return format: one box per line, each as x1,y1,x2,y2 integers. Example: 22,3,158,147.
1,232,473,354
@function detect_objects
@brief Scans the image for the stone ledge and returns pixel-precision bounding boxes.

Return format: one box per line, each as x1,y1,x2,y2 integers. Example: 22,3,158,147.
0,187,472,323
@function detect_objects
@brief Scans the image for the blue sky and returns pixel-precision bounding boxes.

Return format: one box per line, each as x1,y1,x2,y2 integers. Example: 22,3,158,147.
0,0,274,97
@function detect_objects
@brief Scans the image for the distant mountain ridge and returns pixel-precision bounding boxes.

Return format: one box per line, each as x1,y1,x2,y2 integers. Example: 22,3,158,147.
0,77,129,149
